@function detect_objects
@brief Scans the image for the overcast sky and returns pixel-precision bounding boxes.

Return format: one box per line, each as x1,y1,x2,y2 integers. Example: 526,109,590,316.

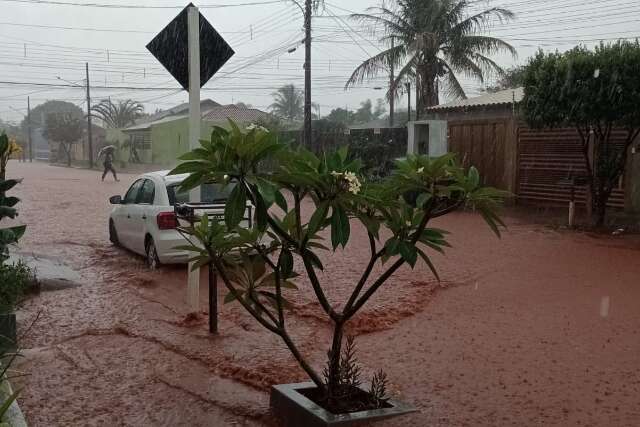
0,0,638,124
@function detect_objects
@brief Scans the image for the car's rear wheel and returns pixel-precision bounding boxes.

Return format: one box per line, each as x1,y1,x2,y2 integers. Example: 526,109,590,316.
109,220,119,246
145,237,160,270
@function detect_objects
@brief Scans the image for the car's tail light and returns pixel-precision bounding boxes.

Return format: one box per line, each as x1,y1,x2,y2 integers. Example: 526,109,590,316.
157,212,178,230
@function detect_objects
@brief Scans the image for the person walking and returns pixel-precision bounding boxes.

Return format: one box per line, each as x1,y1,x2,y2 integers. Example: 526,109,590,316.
98,145,119,182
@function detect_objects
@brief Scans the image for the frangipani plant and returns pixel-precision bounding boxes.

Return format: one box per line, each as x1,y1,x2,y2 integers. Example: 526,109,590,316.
169,120,506,407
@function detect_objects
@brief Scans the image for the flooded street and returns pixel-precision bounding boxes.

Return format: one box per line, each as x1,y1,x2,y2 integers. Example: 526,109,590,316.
8,161,640,426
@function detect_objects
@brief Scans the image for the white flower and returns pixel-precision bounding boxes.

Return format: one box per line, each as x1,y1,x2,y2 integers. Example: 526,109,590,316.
331,171,361,194
246,123,257,131
417,167,425,174
223,174,230,182
257,126,269,133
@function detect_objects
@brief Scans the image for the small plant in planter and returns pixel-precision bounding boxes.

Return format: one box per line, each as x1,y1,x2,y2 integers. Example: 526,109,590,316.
170,121,506,424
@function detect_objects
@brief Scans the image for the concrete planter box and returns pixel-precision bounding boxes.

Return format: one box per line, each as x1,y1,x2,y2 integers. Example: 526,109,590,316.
270,382,416,427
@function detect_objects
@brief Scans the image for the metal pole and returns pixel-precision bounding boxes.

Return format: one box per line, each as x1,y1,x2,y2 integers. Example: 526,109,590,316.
27,96,32,162
389,38,394,128
408,83,411,121
303,0,312,148
187,5,201,313
86,62,94,169
209,263,218,334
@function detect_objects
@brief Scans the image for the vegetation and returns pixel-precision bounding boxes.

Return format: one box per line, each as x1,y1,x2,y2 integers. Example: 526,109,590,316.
0,261,32,315
0,133,26,264
346,0,516,118
90,99,144,128
44,113,83,167
20,100,83,131
521,42,640,226
485,65,527,92
170,120,506,410
270,84,304,121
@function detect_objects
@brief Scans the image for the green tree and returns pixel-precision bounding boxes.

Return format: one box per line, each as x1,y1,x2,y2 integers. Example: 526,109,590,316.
346,0,516,118
21,100,83,131
325,108,355,126
354,99,374,124
373,98,387,118
90,99,144,128
44,113,83,167
485,65,527,92
169,120,506,409
521,42,640,226
270,84,304,121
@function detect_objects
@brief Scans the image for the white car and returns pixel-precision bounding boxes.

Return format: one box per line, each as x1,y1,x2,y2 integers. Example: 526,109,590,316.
108,170,250,268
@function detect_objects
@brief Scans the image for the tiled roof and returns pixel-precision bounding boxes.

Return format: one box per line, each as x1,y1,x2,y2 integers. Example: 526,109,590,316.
428,87,524,111
202,105,270,123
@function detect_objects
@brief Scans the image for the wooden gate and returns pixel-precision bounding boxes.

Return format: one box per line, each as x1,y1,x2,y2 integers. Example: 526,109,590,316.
448,119,515,191
517,127,625,208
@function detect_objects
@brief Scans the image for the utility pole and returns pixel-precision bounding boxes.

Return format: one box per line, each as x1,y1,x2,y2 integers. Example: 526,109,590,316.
85,62,94,169
408,84,412,121
27,96,32,162
389,38,395,128
303,0,312,148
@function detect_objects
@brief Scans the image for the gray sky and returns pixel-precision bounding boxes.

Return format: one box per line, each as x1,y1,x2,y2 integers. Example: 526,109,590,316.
0,0,638,124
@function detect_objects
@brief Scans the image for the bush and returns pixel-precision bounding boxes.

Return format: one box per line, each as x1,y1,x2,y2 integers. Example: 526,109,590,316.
0,262,33,314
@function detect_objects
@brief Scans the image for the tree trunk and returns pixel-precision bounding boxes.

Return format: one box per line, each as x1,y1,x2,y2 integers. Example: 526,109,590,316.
416,63,439,119
326,320,344,400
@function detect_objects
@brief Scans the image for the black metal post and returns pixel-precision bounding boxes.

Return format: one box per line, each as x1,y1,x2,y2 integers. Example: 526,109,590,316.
209,262,218,334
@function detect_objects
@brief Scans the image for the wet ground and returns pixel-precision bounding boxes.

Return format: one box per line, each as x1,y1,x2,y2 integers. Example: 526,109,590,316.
7,161,640,426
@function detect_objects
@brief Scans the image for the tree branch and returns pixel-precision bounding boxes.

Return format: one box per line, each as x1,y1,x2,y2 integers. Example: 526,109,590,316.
346,212,432,319
343,231,379,314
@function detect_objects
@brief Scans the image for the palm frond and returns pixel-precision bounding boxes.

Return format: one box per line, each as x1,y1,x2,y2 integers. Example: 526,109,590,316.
345,44,408,88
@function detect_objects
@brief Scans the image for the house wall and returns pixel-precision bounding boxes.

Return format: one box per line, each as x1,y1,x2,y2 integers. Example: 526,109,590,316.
150,118,231,166
105,128,129,164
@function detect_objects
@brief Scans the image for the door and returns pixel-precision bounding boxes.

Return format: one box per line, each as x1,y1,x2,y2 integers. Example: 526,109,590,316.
128,179,156,254
116,179,144,250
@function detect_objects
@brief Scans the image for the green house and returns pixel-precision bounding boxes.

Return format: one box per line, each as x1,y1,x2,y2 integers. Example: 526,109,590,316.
111,101,270,167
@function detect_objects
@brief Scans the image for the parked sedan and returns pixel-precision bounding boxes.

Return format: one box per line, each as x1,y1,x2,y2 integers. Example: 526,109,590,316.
108,170,248,268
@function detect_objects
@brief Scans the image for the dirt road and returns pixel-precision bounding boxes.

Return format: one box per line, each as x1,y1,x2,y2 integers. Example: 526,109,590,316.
8,161,640,426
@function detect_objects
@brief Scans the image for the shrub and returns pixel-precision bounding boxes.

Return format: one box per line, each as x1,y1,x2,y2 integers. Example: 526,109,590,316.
171,120,506,410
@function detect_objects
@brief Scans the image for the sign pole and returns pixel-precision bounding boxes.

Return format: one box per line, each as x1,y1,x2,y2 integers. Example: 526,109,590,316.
187,5,201,313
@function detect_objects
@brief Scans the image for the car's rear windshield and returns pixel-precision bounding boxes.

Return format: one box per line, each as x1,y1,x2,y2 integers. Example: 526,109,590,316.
167,182,235,206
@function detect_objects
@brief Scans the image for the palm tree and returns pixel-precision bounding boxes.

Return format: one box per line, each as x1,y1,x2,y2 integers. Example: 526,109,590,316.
346,0,516,118
270,84,304,121
90,99,144,128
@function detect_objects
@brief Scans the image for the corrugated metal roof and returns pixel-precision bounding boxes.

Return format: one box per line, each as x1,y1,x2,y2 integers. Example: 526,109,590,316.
122,114,188,132
428,87,523,111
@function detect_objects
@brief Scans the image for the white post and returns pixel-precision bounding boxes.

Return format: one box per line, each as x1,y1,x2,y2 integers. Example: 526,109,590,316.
187,5,201,313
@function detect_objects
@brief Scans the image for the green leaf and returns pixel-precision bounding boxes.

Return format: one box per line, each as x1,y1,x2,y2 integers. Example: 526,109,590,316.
468,166,480,188
224,291,240,304
398,241,418,268
337,145,349,163
307,200,329,236
0,388,20,419
305,249,324,271
330,206,350,249
190,255,211,271
225,184,247,229
168,161,206,175
256,178,277,206
0,179,20,193
178,172,206,193
0,197,19,208
274,190,288,212
417,248,440,281
415,193,431,209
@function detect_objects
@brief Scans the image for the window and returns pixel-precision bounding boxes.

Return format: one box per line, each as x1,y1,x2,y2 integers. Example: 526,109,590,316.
131,132,152,150
137,179,155,204
166,182,236,206
123,179,144,204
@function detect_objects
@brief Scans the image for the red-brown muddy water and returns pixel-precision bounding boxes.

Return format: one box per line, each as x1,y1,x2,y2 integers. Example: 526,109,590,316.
7,161,640,426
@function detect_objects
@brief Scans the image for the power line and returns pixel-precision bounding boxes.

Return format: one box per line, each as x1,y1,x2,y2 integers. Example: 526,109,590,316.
0,0,285,9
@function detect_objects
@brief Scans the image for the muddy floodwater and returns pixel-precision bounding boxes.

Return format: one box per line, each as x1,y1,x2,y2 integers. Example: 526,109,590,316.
7,161,640,426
